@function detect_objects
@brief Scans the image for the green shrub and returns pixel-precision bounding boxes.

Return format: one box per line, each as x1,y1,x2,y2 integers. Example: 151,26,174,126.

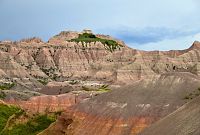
82,85,111,92
41,67,56,77
0,92,6,99
69,80,79,85
0,83,15,90
68,33,122,52
184,87,200,100
98,85,111,92
79,33,96,38
37,79,48,85
184,96,191,100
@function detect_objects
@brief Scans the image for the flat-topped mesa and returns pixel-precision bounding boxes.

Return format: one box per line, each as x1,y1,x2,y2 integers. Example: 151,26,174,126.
48,30,93,44
48,29,125,47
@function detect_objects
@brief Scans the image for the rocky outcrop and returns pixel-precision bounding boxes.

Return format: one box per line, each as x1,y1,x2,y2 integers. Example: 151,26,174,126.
7,94,73,113
7,92,91,113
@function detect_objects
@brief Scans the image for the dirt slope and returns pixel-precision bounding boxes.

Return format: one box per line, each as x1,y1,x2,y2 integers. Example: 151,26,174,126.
140,95,200,135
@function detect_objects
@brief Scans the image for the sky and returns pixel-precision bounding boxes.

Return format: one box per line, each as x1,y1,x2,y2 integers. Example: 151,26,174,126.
0,0,200,51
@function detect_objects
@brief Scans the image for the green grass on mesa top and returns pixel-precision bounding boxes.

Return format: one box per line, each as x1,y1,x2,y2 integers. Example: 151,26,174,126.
69,33,122,52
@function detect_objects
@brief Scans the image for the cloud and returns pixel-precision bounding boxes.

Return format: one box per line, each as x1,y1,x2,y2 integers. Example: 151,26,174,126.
96,26,200,51
107,27,200,44
0,0,200,50
128,32,200,51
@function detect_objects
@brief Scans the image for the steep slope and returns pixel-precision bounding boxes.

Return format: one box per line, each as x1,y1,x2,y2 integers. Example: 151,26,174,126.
42,72,200,135
140,95,200,135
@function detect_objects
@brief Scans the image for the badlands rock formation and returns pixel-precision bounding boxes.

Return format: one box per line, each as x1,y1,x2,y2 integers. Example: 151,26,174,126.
1,30,200,135
41,72,200,135
1,31,200,89
8,92,91,113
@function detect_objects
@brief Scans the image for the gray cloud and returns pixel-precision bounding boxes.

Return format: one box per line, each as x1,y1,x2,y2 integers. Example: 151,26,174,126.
105,27,200,44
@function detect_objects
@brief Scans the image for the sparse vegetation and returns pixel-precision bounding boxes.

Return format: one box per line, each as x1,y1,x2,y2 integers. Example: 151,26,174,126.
41,67,55,76
41,67,59,80
184,87,200,100
0,92,6,99
82,85,111,92
0,83,15,90
68,33,122,52
69,80,79,85
25,64,33,70
37,79,49,85
98,85,111,92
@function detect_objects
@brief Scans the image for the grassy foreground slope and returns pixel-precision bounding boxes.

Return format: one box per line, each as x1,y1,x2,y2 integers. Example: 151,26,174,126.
0,103,20,132
2,114,56,135
0,102,57,135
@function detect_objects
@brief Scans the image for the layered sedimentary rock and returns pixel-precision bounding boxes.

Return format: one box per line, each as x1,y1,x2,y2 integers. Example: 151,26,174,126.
1,31,200,87
140,96,200,135
42,72,200,135
7,92,90,113
7,94,75,113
